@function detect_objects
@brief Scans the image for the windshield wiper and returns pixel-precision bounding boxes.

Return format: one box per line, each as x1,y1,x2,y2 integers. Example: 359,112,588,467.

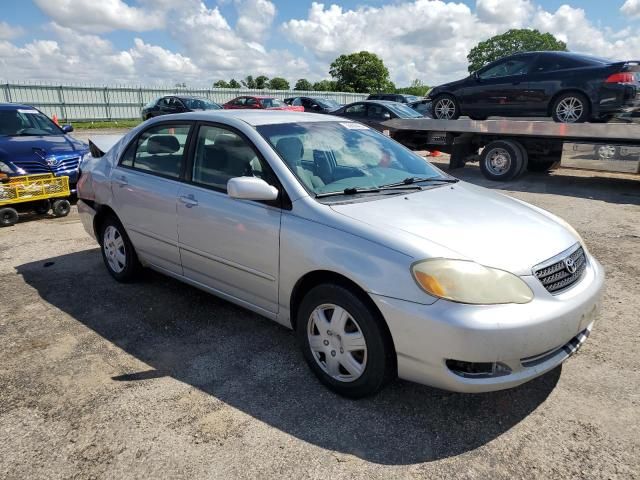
379,176,459,188
315,184,423,198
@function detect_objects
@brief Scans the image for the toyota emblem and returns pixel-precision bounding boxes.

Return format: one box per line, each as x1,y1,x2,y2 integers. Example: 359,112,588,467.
564,257,577,274
46,158,59,167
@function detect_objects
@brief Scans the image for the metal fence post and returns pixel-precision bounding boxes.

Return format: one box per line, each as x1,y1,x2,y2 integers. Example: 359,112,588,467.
3,83,11,102
56,85,67,121
104,87,111,121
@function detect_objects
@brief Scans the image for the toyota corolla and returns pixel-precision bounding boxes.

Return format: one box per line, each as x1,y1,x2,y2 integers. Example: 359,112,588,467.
77,111,604,398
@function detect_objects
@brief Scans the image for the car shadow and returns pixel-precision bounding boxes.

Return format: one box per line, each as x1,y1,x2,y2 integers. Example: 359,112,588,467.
430,160,640,206
17,249,560,465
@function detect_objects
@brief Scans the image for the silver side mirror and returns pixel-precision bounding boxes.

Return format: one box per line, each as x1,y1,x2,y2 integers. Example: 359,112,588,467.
227,176,278,201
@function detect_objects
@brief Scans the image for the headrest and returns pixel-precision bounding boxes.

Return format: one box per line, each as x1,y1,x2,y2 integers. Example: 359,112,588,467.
214,133,245,148
275,137,304,166
147,135,180,154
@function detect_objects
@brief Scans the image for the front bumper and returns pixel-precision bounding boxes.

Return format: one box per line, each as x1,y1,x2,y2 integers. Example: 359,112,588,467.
371,254,604,393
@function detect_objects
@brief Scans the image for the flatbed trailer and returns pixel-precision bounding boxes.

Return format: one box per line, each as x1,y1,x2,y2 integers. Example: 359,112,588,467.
384,118,640,181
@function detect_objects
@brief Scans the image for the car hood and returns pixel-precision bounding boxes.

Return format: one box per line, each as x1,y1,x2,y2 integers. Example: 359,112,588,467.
330,182,579,275
0,135,88,163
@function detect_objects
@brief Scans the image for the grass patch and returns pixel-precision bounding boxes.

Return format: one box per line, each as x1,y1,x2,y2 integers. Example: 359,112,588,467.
70,120,141,129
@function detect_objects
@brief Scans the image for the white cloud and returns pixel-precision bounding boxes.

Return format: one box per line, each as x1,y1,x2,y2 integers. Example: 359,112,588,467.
621,0,640,18
32,0,165,33
3,1,640,88
0,21,24,40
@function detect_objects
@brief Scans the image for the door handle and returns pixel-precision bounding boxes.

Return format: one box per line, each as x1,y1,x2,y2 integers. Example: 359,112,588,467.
114,174,128,187
179,194,198,208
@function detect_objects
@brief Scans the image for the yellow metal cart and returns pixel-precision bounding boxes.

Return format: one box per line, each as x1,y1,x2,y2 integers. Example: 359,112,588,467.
0,173,71,227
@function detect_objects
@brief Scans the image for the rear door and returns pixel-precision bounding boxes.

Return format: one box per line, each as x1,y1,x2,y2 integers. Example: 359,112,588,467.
110,122,193,274
176,123,282,314
462,56,533,115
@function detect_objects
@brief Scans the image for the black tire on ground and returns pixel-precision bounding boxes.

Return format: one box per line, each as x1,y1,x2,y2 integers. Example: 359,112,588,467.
99,215,141,282
527,159,558,172
431,94,461,120
479,140,523,181
0,207,19,227
551,92,590,123
51,199,71,217
34,200,51,215
508,140,529,178
296,283,395,398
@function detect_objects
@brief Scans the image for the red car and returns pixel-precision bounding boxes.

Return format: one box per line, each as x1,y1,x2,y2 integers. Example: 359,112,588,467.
223,95,304,111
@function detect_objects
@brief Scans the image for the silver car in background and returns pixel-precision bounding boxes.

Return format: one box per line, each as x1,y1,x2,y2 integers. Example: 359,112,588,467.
77,111,604,398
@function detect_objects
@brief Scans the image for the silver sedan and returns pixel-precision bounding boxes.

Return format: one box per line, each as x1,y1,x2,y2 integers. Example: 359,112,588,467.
77,111,604,398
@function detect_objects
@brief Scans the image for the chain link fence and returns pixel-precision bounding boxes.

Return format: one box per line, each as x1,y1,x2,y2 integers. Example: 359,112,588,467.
1,82,369,121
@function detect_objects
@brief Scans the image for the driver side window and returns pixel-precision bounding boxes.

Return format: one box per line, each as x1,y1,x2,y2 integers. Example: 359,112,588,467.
479,59,529,79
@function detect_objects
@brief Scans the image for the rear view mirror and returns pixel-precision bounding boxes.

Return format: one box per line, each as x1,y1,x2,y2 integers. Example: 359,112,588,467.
382,112,391,120
62,124,74,133
227,177,278,201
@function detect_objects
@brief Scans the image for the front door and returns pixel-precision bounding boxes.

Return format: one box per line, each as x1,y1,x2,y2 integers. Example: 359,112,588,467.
462,57,532,116
177,123,282,314
110,122,193,274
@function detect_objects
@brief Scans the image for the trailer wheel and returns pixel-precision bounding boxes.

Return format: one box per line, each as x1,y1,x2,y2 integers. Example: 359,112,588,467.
480,140,523,181
52,199,71,217
0,207,19,227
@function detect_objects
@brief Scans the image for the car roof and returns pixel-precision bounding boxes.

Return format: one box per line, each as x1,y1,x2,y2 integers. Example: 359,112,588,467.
161,110,341,126
347,100,402,105
0,103,38,110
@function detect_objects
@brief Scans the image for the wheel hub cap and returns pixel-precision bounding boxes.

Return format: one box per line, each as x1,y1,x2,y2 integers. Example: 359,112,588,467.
103,225,126,273
486,147,511,175
556,97,583,123
307,304,367,383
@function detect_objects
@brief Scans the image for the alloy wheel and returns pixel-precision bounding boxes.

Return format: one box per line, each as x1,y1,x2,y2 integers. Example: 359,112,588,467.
434,98,456,119
555,97,584,123
307,304,367,383
486,147,511,175
103,225,126,273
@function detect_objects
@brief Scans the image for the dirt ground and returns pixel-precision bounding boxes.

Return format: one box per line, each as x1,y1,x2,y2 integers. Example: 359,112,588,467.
1,155,639,479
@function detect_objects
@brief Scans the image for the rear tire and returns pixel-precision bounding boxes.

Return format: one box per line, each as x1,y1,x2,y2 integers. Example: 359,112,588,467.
100,216,140,282
552,92,590,123
432,94,460,120
0,207,19,227
51,199,71,217
479,140,523,181
296,284,395,398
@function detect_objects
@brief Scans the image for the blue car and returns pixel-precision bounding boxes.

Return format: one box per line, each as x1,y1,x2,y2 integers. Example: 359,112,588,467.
0,104,88,188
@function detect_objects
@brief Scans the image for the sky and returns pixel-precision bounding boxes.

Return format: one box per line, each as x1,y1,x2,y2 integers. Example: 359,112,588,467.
0,0,639,88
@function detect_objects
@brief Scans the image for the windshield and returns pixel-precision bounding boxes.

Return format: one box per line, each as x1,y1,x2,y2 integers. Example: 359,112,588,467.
0,108,64,136
257,121,445,196
404,95,420,102
181,98,221,110
313,97,339,109
387,103,424,118
261,98,285,108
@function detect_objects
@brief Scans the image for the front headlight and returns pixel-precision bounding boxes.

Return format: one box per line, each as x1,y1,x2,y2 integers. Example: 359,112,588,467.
412,259,533,305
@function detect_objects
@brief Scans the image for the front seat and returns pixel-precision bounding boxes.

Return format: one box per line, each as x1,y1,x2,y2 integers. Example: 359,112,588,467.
275,137,324,190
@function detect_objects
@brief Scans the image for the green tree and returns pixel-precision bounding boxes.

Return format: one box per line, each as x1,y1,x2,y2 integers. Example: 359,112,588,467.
396,79,430,97
268,77,290,90
467,29,567,72
294,78,313,91
255,75,270,89
242,75,256,89
213,80,230,88
329,51,393,93
312,79,338,92
228,78,241,88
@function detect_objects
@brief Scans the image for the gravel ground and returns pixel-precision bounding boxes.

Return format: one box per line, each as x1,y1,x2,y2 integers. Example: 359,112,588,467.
1,159,639,479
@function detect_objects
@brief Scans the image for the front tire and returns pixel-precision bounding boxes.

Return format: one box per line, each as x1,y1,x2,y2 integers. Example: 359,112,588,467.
296,284,394,398
51,199,71,217
552,92,590,123
432,94,460,120
100,216,140,282
0,207,19,227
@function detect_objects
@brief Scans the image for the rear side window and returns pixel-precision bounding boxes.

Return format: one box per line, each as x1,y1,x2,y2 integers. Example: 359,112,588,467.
120,124,191,179
532,55,587,73
344,103,366,116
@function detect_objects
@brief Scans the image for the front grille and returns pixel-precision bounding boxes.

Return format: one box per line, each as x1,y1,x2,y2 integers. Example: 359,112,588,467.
14,156,79,175
533,245,587,294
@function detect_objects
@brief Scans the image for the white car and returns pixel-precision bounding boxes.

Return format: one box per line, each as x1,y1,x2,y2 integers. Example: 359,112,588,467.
77,111,604,398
